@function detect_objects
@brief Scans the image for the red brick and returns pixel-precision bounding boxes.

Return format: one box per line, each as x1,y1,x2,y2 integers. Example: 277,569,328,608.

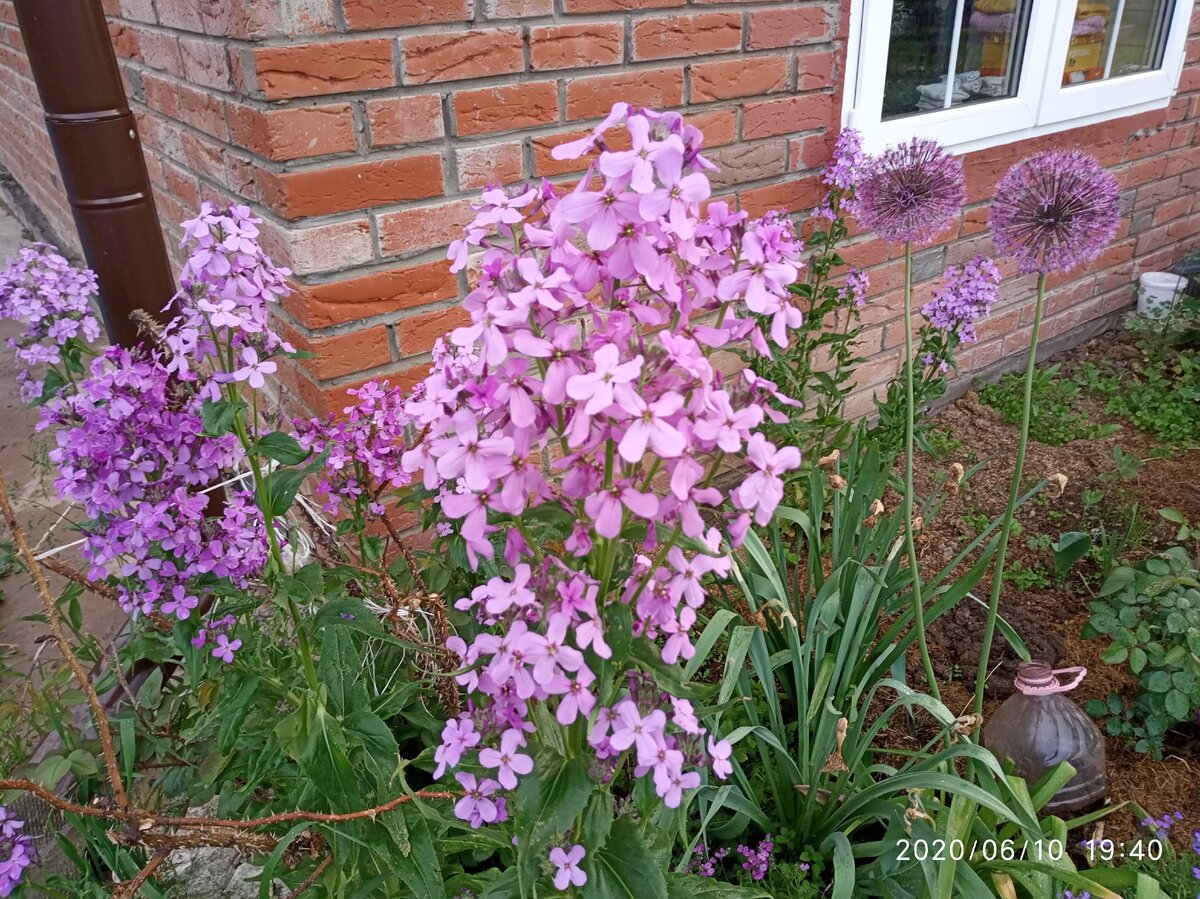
259,216,375,276
257,155,445,219
632,13,741,61
377,198,476,256
161,160,201,208
286,262,460,328
795,48,836,90
253,40,394,100
566,68,684,120
397,305,471,355
737,176,820,217
155,0,203,29
402,29,524,85
366,94,445,147
691,56,789,101
707,140,787,189
175,80,228,139
227,103,356,162
132,26,182,73
564,0,680,10
342,0,472,29
108,22,139,59
788,131,834,171
743,94,833,139
179,37,232,91
457,141,524,189
484,0,554,16
747,6,832,49
687,108,738,146
454,81,558,136
1153,194,1193,225
282,323,393,379
530,23,623,71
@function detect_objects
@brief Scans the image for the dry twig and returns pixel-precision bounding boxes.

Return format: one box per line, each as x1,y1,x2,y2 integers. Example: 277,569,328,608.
0,467,129,812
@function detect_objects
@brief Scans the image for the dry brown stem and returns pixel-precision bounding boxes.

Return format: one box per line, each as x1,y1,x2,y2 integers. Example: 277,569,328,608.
0,467,129,812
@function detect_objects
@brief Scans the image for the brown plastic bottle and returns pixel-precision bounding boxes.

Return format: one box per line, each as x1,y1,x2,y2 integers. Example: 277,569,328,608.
983,662,1107,815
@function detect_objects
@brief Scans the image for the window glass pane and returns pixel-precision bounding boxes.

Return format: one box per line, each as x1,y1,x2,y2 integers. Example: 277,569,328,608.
1063,0,1176,86
882,0,1034,121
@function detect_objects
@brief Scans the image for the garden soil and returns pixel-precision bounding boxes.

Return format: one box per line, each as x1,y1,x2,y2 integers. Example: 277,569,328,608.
903,326,1200,847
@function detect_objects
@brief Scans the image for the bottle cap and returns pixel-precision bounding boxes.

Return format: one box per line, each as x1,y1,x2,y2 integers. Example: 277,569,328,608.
1014,661,1087,696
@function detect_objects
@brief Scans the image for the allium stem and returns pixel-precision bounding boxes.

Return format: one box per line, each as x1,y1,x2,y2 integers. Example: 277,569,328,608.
902,241,940,701
973,272,1047,726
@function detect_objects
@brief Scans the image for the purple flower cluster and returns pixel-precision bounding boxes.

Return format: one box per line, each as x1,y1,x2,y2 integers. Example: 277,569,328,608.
856,138,966,245
816,127,866,219
0,806,33,897
990,150,1121,275
1058,892,1091,899
17,203,298,655
0,243,101,403
297,380,413,517
736,835,775,881
40,346,265,620
1141,809,1184,836
415,106,802,824
164,201,294,388
921,254,1002,343
688,844,731,878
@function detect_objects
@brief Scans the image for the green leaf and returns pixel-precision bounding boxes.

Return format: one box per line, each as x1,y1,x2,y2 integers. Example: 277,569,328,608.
343,709,399,785
301,704,362,811
515,750,592,844
1165,689,1190,719
1129,647,1148,674
1053,532,1092,580
1100,644,1128,665
583,816,668,899
66,748,99,778
32,754,72,789
666,875,771,898
218,671,262,754
1147,670,1171,692
36,368,68,405
318,625,369,716
201,398,242,436
392,801,445,899
253,431,311,465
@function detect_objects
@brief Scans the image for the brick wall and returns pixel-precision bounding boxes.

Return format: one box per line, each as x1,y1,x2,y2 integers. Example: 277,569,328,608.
0,0,1198,417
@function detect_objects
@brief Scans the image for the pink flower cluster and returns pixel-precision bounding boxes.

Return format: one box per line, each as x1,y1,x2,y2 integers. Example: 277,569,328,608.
163,201,294,390
0,243,101,403
404,106,803,826
297,380,414,517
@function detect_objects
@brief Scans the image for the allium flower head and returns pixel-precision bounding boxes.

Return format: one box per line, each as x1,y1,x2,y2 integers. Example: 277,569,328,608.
990,150,1120,274
856,138,965,244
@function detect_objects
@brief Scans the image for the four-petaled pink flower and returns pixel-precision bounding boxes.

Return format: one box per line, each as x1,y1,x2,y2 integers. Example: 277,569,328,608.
454,772,503,829
565,344,642,415
708,736,733,780
479,728,534,790
734,434,801,526
549,844,588,891
618,391,685,462
232,347,276,390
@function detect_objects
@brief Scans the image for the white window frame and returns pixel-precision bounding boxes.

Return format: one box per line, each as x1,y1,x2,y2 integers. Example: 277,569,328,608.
844,0,1194,154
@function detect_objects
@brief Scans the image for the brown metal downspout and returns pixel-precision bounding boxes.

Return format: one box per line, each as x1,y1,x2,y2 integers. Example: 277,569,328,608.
12,0,176,346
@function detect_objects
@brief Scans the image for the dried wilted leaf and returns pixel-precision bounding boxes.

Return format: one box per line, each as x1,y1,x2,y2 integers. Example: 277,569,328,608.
865,498,885,527
1049,472,1069,498
828,473,847,490
951,713,982,743
821,717,850,773
817,449,841,469
947,462,965,494
912,515,924,535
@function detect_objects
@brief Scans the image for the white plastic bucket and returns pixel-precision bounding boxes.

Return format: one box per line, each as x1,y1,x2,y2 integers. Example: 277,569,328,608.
1137,272,1187,319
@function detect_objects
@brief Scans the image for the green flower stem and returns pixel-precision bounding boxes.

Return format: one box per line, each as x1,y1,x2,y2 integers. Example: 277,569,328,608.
232,401,320,694
973,272,1048,727
902,241,940,702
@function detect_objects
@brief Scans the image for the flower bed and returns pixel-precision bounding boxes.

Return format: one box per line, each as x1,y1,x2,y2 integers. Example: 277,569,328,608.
0,104,1197,899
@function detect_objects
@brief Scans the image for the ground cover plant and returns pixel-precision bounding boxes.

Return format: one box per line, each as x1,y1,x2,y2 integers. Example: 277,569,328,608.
0,105,1193,899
